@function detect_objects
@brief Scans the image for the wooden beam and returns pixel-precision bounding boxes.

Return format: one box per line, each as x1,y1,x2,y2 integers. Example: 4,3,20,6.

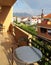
0,0,16,6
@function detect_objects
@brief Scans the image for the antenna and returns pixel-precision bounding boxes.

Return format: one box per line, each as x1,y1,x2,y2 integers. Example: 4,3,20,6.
41,9,44,18
41,9,44,21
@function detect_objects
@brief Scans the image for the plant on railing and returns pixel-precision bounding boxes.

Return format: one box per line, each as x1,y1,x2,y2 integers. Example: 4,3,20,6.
31,39,51,65
14,23,37,36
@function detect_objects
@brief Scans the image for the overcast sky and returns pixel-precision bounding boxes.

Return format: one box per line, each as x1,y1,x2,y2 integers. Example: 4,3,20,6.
13,0,51,15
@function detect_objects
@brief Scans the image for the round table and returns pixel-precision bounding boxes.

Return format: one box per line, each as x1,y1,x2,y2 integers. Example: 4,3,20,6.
14,46,42,64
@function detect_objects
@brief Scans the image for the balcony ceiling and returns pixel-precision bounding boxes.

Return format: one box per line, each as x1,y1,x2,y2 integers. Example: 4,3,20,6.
0,0,16,6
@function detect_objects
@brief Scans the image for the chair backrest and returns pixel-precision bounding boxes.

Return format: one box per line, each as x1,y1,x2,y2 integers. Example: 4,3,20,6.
17,36,29,47
0,24,3,31
0,24,3,27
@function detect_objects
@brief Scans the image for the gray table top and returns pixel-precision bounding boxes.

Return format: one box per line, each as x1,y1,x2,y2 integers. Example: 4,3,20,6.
15,46,42,64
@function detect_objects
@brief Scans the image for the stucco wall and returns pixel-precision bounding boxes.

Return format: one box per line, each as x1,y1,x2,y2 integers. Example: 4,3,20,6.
0,6,13,32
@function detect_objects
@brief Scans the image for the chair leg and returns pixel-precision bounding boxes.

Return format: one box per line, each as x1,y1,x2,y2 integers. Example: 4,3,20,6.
26,63,38,65
30,63,34,65
11,46,13,65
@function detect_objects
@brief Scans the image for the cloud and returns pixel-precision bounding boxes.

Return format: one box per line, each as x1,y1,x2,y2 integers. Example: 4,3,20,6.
24,0,51,9
13,0,51,15
13,0,34,15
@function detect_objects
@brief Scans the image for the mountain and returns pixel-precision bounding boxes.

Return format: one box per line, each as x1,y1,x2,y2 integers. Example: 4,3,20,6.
13,12,32,17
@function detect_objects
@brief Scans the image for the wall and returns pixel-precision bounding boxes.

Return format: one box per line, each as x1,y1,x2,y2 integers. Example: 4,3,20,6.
0,6,13,32
37,27,51,40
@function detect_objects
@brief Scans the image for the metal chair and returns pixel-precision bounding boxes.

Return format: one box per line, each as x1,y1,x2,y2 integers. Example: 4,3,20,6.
0,24,3,31
0,24,4,34
17,36,29,47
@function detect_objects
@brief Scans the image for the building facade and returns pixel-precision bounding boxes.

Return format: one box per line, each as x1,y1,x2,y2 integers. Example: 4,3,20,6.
37,13,51,40
0,0,16,32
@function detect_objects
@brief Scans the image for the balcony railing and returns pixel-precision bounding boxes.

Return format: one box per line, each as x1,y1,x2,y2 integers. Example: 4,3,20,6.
10,23,51,65
9,23,32,46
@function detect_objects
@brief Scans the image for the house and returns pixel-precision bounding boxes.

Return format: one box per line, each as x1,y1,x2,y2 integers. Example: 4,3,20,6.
21,17,38,25
37,13,51,40
32,16,41,25
13,16,16,21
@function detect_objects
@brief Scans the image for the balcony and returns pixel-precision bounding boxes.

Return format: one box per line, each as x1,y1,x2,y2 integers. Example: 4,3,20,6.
38,23,51,29
0,24,39,65
37,19,51,40
0,23,51,65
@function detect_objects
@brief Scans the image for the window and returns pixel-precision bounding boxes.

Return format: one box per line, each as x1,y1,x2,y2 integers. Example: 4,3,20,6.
47,29,51,35
40,28,47,33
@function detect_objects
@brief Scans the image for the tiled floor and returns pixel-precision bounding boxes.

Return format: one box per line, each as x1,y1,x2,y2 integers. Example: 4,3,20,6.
0,32,39,65
0,32,17,65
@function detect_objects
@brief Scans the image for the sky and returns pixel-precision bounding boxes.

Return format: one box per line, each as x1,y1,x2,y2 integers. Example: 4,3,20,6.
13,0,51,16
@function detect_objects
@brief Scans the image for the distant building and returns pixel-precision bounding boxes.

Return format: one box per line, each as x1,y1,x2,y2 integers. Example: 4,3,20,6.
21,16,41,25
13,16,16,21
37,13,51,40
37,18,41,23
13,16,41,26
17,17,21,23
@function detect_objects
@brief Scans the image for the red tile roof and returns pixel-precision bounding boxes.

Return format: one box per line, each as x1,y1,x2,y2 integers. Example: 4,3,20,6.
44,13,51,18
